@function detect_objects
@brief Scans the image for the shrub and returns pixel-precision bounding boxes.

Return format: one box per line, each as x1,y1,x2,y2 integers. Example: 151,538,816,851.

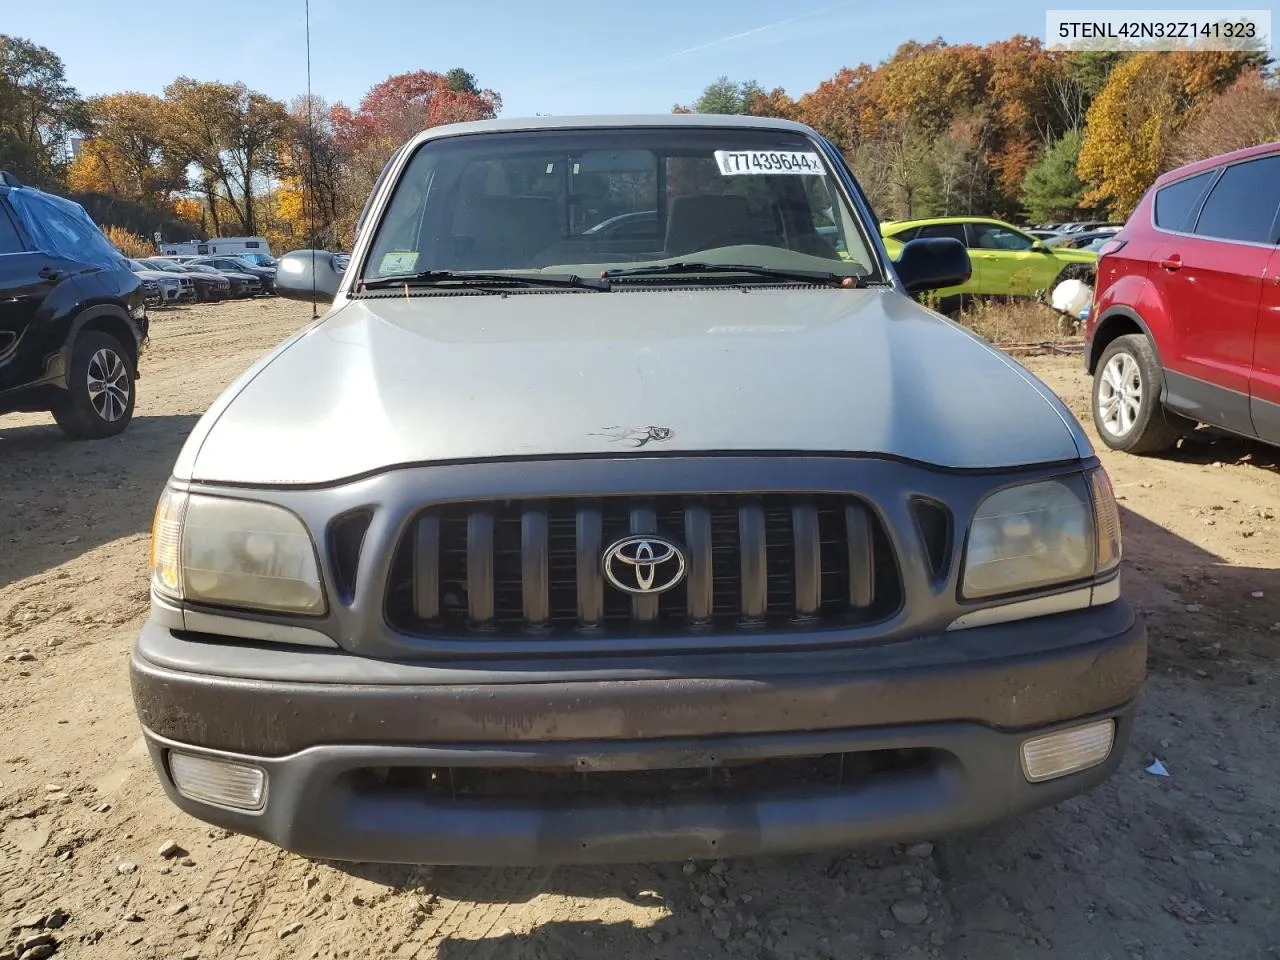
102,225,152,258
957,299,1076,343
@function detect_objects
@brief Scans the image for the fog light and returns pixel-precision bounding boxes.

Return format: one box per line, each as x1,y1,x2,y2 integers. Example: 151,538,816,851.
169,751,266,810
1020,720,1115,782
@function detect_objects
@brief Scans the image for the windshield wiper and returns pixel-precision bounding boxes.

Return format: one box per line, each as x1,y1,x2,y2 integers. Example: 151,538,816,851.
600,262,853,286
359,270,609,291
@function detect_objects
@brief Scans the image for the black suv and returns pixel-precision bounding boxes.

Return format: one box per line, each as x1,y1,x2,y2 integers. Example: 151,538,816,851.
0,173,148,439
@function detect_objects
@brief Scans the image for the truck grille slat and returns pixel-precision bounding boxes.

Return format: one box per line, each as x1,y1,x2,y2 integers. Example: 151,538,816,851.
386,495,899,639
683,505,713,624
412,513,439,621
574,506,604,629
466,511,495,627
792,500,822,619
738,501,768,622
845,502,875,608
521,509,549,628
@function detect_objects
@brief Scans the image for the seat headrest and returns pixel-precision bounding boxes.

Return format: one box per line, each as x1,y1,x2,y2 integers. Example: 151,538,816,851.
664,194,753,257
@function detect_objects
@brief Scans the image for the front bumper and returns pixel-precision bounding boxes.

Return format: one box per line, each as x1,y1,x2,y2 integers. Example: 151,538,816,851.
131,602,1145,865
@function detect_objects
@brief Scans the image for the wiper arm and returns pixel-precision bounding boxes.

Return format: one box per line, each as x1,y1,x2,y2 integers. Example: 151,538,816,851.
359,270,609,291
600,261,852,286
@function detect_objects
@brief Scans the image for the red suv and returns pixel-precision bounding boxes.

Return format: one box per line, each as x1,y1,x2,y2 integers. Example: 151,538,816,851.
1085,142,1280,454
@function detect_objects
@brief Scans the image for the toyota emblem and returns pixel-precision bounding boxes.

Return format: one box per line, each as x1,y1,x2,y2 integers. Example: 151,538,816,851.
602,535,687,595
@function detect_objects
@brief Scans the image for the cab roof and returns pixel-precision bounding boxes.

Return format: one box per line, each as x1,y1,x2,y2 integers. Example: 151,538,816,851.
404,113,821,146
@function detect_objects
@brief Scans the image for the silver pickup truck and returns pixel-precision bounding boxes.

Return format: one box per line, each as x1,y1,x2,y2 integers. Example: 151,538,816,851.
130,115,1144,866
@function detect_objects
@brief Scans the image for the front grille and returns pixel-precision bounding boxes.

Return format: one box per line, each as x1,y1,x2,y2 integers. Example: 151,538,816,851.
385,495,900,637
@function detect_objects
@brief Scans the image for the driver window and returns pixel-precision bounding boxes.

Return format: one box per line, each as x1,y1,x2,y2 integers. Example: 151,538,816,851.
970,223,1032,251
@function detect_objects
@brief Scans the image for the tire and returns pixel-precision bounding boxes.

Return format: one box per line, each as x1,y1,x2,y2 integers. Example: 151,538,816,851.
1091,333,1181,454
51,330,136,440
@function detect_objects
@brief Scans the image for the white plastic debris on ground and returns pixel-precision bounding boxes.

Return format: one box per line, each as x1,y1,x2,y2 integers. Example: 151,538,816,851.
1051,278,1093,319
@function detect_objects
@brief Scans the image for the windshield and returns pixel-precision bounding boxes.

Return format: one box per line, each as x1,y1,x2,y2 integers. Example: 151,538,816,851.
147,258,184,271
360,127,877,284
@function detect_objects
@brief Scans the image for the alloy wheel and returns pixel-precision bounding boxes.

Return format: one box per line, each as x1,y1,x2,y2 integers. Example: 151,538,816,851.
87,348,131,422
1098,351,1142,438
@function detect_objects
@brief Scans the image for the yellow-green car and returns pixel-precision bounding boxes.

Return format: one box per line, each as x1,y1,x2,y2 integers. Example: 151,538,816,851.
880,217,1097,308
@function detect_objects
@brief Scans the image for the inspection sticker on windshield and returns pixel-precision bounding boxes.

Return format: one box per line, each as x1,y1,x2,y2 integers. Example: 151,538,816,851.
714,150,825,176
377,251,419,275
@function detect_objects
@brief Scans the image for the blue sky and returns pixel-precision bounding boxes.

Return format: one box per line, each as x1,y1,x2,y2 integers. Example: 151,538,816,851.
7,0,1277,115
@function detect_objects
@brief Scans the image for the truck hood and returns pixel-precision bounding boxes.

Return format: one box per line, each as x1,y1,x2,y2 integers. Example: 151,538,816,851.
175,288,1088,486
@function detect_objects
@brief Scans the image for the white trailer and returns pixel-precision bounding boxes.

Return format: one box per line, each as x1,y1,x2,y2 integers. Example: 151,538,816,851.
159,236,274,258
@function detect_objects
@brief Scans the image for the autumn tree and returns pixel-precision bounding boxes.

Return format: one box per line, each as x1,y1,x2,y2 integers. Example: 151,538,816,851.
0,35,86,188
864,39,990,133
67,93,186,209
172,197,203,227
271,95,345,249
329,68,499,245
67,140,121,194
795,65,874,155
982,37,1068,195
1169,70,1280,165
1077,51,1264,216
337,69,500,147
792,40,1001,216
162,78,235,235
162,78,290,236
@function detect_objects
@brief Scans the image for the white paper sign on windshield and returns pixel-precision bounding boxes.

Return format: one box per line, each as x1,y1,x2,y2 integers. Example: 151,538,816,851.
713,150,826,176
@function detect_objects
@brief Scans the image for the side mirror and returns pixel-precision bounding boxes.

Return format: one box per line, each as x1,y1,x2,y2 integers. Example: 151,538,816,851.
276,249,342,303
893,237,971,294
1031,239,1049,252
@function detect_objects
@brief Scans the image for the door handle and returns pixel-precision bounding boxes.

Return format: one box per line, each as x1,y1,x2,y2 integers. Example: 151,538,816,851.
38,266,61,282
1158,255,1182,272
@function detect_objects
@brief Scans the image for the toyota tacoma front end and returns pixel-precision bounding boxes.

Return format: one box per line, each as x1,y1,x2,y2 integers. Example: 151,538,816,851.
130,115,1144,865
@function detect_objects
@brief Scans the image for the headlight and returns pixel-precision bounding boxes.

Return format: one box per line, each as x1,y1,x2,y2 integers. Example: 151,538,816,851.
962,469,1119,600
150,488,326,615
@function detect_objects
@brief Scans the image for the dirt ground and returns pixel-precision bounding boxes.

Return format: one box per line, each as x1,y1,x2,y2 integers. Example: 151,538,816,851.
2,299,1278,960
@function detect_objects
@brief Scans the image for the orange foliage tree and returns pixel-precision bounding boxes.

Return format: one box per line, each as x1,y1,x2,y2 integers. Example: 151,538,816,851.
1169,70,1280,166
1077,51,1263,216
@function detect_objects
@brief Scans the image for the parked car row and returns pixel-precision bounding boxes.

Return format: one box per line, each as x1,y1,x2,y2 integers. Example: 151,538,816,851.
1033,220,1124,235
1049,227,1121,253
126,253,278,303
